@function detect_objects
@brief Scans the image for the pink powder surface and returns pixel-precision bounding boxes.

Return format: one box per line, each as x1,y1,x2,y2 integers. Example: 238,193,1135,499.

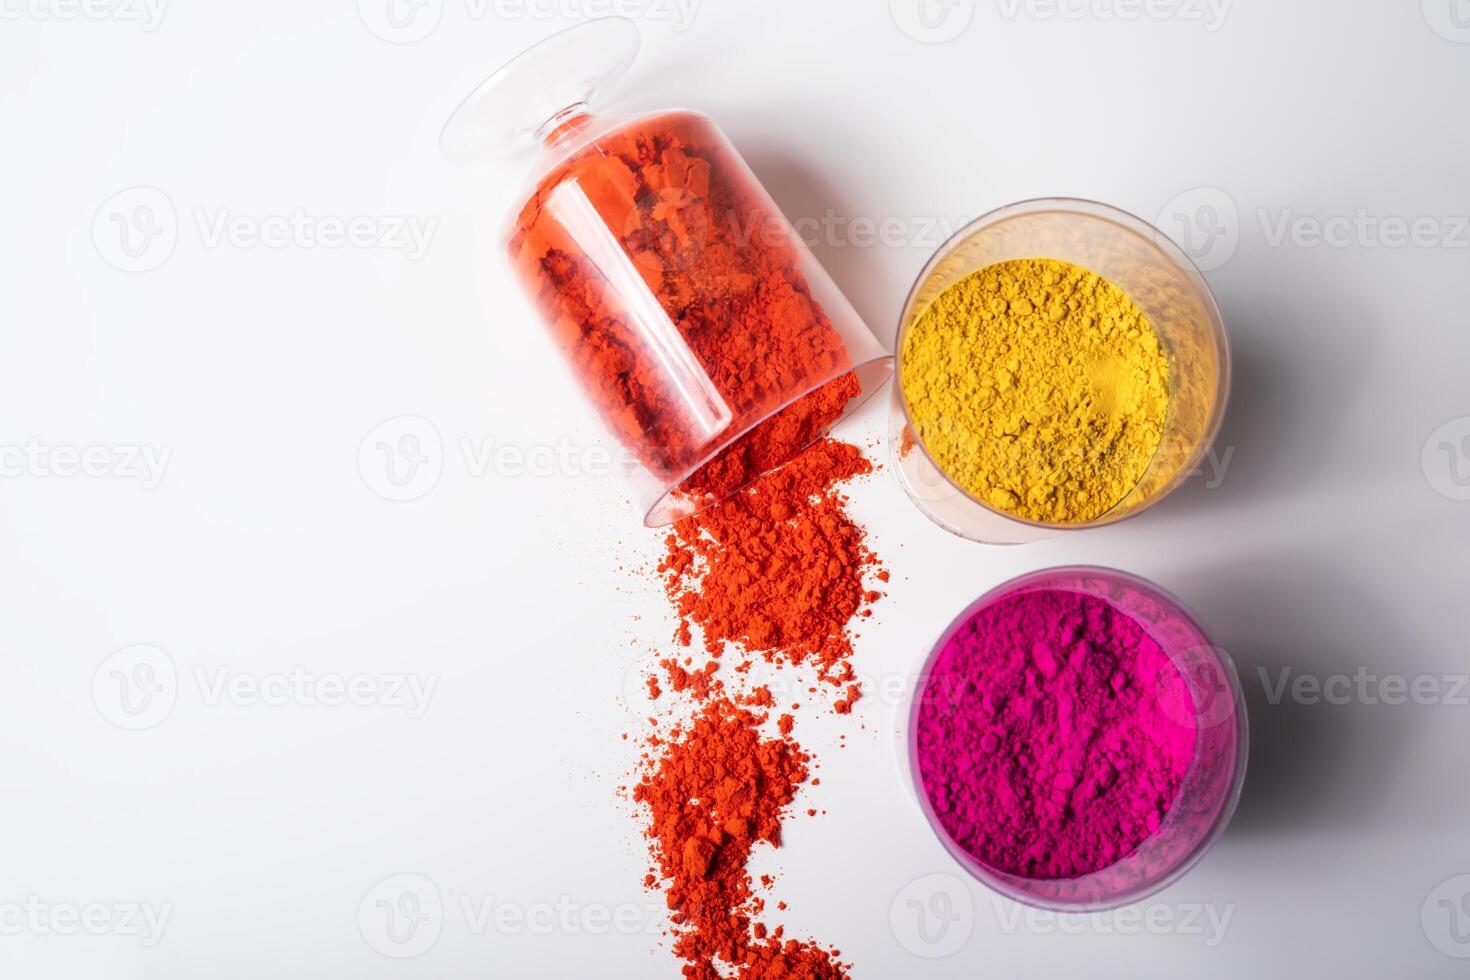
915,588,1197,880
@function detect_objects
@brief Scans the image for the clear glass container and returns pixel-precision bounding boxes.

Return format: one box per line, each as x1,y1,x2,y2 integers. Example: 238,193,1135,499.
890,198,1230,544
898,566,1247,911
442,18,892,526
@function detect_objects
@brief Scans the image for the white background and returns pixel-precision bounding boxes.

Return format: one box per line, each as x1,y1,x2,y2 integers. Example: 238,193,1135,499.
3,0,1469,976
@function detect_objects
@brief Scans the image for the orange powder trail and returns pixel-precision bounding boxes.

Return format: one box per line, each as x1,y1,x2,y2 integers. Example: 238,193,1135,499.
634,696,848,979
659,437,883,706
633,436,886,978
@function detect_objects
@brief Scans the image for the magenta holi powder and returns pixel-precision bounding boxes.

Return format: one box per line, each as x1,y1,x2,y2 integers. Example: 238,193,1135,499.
915,588,1197,880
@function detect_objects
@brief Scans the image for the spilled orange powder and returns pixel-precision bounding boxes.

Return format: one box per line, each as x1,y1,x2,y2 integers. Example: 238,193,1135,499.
659,437,882,705
633,436,885,978
634,696,847,979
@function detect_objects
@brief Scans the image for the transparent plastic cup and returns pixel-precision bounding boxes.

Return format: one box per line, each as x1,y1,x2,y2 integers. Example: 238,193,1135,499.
442,18,892,526
889,198,1230,544
898,566,1247,911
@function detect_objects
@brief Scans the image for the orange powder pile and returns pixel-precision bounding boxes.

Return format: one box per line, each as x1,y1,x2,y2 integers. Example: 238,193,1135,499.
508,111,861,495
509,98,886,979
678,373,862,502
634,435,885,978
659,437,884,705
634,695,847,980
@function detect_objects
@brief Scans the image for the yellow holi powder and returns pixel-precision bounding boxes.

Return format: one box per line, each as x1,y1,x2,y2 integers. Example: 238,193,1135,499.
899,257,1169,524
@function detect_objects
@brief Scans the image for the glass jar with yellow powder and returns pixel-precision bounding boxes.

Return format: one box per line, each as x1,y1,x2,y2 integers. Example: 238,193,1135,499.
891,198,1230,544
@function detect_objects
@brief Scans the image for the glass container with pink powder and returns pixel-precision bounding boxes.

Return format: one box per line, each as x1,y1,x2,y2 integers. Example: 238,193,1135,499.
902,566,1247,911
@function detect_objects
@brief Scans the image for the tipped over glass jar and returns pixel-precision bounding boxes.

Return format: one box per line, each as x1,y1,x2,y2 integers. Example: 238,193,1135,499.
443,17,892,526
